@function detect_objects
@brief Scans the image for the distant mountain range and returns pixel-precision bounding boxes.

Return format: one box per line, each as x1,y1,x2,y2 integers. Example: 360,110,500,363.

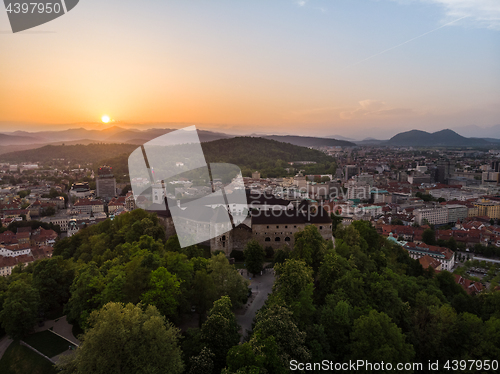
386,129,492,147
261,135,355,147
326,134,356,141
0,133,44,146
1,126,232,145
0,126,356,154
0,126,497,153
452,124,500,139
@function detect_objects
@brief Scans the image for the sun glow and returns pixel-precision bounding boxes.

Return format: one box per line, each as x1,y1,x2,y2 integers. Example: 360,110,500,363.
101,115,110,123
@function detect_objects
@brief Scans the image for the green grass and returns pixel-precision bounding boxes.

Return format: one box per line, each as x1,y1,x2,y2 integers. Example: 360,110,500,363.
23,330,73,358
0,341,57,374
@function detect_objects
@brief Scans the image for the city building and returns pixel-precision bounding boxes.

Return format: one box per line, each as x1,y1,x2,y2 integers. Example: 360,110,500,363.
474,199,500,219
344,165,359,180
414,207,448,226
404,242,455,271
436,159,451,184
408,173,431,185
294,172,307,191
444,204,468,223
70,182,92,198
73,199,105,214
482,171,500,184
96,165,117,198
346,180,370,200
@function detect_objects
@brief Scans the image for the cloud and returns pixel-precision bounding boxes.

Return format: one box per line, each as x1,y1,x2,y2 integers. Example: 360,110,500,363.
293,0,327,13
395,0,500,30
340,100,417,119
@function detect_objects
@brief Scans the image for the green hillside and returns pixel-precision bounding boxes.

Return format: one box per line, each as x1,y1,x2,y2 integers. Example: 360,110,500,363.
0,143,137,164
0,137,337,179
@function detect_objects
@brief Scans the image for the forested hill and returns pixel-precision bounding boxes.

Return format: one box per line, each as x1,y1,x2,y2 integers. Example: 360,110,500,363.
0,137,337,178
0,143,137,164
201,137,336,176
1,210,498,373
261,135,356,147
386,129,492,147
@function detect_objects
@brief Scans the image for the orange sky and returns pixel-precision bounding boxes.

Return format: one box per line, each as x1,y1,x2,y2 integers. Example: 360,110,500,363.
1,0,499,138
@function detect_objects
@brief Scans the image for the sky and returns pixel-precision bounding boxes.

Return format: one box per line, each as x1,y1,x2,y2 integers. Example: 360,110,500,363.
0,0,499,139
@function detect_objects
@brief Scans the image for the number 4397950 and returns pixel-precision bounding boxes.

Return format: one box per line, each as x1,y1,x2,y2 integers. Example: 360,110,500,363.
6,3,63,14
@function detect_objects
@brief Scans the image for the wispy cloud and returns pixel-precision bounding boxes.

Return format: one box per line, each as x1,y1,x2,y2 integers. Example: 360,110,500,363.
393,0,500,30
342,15,467,70
294,0,327,13
340,100,418,119
286,100,420,122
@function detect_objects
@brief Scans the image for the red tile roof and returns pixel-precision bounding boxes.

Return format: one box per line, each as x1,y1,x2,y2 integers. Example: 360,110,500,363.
419,255,442,270
454,274,485,295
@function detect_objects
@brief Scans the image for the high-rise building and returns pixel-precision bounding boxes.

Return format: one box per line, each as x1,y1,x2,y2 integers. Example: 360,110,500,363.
344,165,359,180
436,159,451,184
491,161,500,172
96,165,117,198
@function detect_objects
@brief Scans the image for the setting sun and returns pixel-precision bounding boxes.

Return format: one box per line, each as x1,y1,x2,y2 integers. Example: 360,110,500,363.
101,115,110,123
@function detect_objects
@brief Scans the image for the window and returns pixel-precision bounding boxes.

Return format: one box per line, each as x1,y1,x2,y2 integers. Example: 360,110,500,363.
285,237,291,242
275,237,281,241
222,235,226,241
294,225,297,228
285,225,288,228
267,226,269,229
265,237,271,242
276,225,279,228
320,226,323,230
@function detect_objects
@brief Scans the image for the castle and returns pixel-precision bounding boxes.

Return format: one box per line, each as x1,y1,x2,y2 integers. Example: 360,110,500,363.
150,191,333,256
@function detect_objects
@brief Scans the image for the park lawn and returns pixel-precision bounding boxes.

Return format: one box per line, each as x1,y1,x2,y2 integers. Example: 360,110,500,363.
0,341,57,374
23,330,72,358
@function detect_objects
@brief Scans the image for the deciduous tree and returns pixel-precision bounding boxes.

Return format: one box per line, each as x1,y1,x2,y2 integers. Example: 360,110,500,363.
243,240,265,276
350,310,415,364
0,280,40,340
201,296,240,373
141,267,181,320
57,302,184,374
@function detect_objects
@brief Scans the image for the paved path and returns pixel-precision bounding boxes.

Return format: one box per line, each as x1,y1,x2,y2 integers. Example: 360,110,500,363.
52,348,76,364
236,268,275,340
0,335,13,361
35,315,80,345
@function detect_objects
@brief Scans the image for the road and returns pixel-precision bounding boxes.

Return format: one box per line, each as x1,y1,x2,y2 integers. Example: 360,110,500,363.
236,268,275,341
35,315,80,346
0,336,13,361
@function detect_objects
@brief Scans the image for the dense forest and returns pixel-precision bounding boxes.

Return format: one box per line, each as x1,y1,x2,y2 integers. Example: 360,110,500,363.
0,209,499,373
0,144,137,164
202,137,336,177
1,138,336,179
